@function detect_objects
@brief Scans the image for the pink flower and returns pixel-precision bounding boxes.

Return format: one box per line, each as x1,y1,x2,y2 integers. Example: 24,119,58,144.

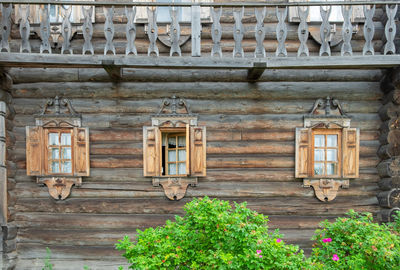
256,250,262,254
332,254,339,261
259,255,263,258
323,238,332,243
276,238,282,243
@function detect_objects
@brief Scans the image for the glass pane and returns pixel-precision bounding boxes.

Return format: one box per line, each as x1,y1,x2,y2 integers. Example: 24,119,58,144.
314,149,325,161
178,163,186,175
178,136,186,147
327,163,337,175
314,163,324,176
63,147,71,159
168,150,176,162
62,161,72,173
314,135,325,147
51,161,59,173
61,133,71,145
327,149,337,162
168,163,176,175
49,133,59,145
178,150,186,161
51,148,59,159
168,137,176,148
327,135,338,147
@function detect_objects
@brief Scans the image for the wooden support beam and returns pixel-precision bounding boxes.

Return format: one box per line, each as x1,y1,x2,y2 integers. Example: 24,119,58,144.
101,60,121,81
247,62,266,82
0,101,6,225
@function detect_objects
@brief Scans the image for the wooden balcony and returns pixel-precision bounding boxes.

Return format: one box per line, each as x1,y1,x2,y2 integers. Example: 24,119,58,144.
0,1,399,80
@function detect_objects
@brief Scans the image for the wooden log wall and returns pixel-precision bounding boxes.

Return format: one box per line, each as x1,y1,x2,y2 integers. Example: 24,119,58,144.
7,66,384,269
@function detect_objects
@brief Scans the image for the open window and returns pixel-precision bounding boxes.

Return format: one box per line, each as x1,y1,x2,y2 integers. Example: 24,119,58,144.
143,96,206,200
26,97,89,200
296,97,359,201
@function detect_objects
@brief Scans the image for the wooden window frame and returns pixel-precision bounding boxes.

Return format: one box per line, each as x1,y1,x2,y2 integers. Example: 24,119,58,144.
311,129,342,178
163,131,188,176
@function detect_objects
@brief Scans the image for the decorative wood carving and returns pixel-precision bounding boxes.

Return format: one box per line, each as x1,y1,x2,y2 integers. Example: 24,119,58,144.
169,8,181,57
297,6,309,57
341,5,353,56
104,7,115,55
233,7,244,58
82,6,94,55
384,4,397,55
304,179,349,202
0,4,12,52
19,4,31,53
319,6,331,56
275,7,287,57
191,5,201,57
147,7,159,56
377,189,400,208
125,6,137,56
40,4,51,54
211,7,222,57
254,7,266,58
61,6,73,55
38,177,82,200
363,5,375,56
153,177,197,201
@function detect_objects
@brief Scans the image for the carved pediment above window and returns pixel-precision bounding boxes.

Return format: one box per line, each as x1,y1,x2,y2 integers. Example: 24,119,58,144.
151,96,198,127
35,96,81,127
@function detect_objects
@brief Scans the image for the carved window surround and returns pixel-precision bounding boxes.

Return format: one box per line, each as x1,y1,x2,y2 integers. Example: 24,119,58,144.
26,96,89,200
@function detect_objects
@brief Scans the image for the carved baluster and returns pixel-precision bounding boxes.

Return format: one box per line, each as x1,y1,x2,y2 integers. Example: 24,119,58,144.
211,7,222,57
104,7,115,55
61,6,72,54
40,4,51,54
0,4,12,52
170,7,181,56
341,5,353,56
319,6,331,56
19,4,31,53
384,4,398,55
297,6,309,57
363,5,375,56
275,7,287,57
147,7,159,56
233,7,244,58
82,6,94,55
254,7,266,58
125,6,137,56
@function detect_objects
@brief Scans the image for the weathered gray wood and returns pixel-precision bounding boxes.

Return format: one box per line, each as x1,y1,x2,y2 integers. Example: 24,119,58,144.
191,5,201,57
254,7,266,58
341,5,353,56
363,5,375,55
378,177,400,191
297,6,309,57
0,4,12,52
19,4,31,53
275,7,287,57
319,6,331,56
211,7,222,57
82,6,94,55
383,4,397,55
103,7,115,55
169,7,181,57
101,60,121,81
125,6,137,56
247,62,265,81
233,7,244,58
147,7,159,56
39,4,51,54
61,6,73,55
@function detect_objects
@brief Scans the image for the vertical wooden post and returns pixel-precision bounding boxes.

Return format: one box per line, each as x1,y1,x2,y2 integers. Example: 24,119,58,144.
0,4,12,53
319,6,331,56
275,7,287,57
191,5,201,57
0,101,6,225
363,5,375,56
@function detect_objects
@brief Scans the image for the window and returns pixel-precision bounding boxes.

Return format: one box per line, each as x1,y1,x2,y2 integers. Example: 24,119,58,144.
163,131,188,176
46,129,73,174
312,129,341,177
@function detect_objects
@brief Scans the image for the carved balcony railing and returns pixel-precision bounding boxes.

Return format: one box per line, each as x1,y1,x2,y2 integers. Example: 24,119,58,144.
0,1,399,78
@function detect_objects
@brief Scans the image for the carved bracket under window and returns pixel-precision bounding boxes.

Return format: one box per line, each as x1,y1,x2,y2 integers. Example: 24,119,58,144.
153,177,197,201
37,177,82,200
304,179,349,202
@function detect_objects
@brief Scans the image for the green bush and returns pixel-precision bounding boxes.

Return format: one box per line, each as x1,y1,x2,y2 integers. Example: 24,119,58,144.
310,210,400,270
116,197,315,269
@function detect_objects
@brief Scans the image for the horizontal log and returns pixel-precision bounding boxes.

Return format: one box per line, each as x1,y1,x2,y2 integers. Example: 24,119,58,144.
378,177,400,191
383,89,400,105
16,258,128,270
379,129,400,145
378,102,400,121
377,143,400,159
377,158,400,178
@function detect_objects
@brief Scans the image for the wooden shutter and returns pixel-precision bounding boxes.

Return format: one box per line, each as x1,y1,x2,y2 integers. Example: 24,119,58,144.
74,127,90,176
295,128,311,178
26,126,43,176
143,126,160,176
342,128,359,178
190,126,206,177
